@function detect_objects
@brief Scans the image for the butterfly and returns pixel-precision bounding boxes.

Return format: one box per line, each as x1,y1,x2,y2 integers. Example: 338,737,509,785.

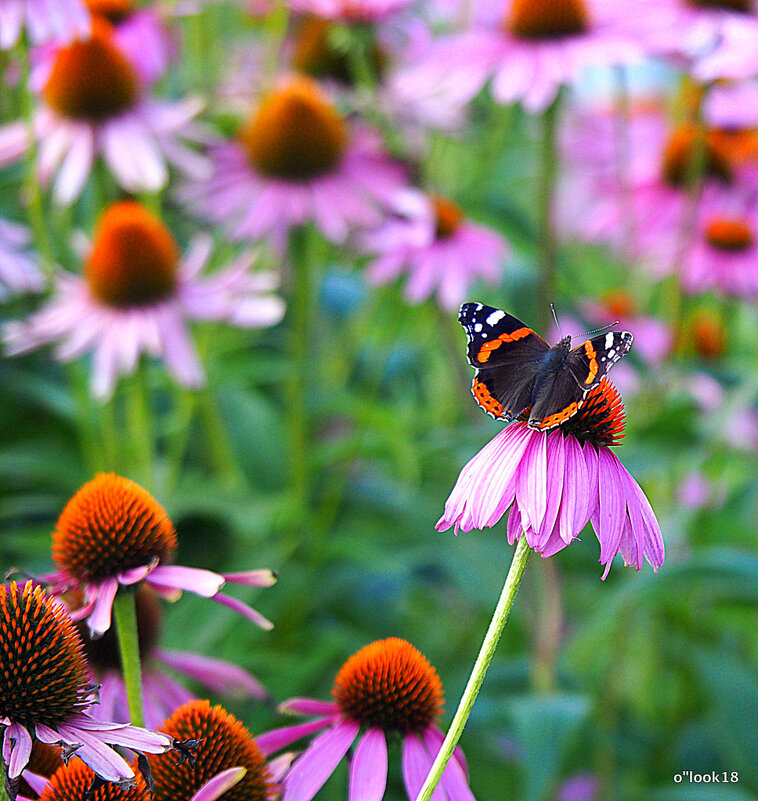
458,303,633,430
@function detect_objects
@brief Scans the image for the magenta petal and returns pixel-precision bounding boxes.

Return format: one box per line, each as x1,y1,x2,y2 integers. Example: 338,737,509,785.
20,771,48,795
268,753,296,783
223,570,278,588
154,649,268,700
583,442,599,520
118,561,157,585
536,431,565,545
507,503,523,545
55,726,134,782
256,718,334,756
279,699,340,717
593,448,625,572
558,436,589,544
88,578,119,637
422,728,476,801
427,726,470,782
212,593,274,630
189,767,247,801
283,720,359,801
515,430,547,533
5,723,32,778
349,729,387,801
147,565,225,597
401,734,446,801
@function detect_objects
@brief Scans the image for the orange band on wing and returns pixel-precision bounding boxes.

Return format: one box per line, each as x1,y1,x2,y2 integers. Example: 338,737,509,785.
472,379,504,417
477,327,532,363
583,341,598,385
533,401,579,430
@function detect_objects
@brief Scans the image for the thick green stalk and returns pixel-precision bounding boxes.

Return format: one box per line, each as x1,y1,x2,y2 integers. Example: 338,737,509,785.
415,536,532,801
536,96,562,334
113,590,145,728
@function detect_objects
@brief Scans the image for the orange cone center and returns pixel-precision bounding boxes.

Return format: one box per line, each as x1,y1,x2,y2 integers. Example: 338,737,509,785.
432,195,464,239
43,20,139,121
507,0,589,39
85,202,180,308
601,289,636,318
239,76,348,181
686,0,751,11
705,217,754,251
85,0,134,23
661,126,733,187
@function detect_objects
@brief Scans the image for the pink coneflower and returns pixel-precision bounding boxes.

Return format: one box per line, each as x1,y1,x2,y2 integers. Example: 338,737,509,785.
147,701,292,801
83,587,268,729
397,0,643,113
182,74,405,246
362,189,508,311
3,201,284,399
84,0,174,86
0,0,89,49
0,19,205,204
0,218,44,299
42,473,277,638
0,581,172,791
257,638,475,801
678,206,758,298
558,774,599,801
288,0,414,23
437,378,664,578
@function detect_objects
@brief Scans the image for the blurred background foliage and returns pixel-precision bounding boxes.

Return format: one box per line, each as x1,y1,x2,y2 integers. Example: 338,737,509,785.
1,2,758,801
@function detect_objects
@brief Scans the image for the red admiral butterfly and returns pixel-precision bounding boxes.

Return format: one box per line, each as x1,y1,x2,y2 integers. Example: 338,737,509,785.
459,303,633,430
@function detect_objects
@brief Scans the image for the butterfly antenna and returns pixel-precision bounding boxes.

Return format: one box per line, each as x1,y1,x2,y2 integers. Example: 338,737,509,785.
575,320,620,339
550,303,563,338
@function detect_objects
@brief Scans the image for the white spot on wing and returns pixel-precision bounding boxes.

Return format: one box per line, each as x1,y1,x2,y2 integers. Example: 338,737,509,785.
486,309,505,326
605,332,614,349
474,323,483,332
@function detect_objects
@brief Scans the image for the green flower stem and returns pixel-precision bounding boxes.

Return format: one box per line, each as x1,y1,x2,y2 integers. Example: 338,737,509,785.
0,759,10,801
285,227,312,526
127,365,154,490
16,36,54,274
113,590,145,729
536,95,562,334
415,536,532,801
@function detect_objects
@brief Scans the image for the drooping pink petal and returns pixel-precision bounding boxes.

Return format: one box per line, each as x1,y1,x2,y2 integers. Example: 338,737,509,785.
278,699,340,717
19,770,47,795
147,565,225,597
222,570,278,588
189,767,247,801
88,578,119,637
118,561,158,585
211,593,274,630
515,429,547,533
4,723,32,778
422,727,476,801
256,718,335,756
401,734,446,801
349,729,387,801
283,720,359,801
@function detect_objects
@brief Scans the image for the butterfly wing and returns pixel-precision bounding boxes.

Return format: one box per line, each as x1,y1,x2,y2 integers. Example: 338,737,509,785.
458,303,549,421
528,332,633,431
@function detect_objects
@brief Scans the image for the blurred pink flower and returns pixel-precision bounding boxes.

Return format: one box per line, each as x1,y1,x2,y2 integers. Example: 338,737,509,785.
43,473,278,638
0,19,206,204
3,201,284,399
396,0,643,113
258,638,476,801
0,0,89,49
437,379,664,578
677,472,712,510
362,189,509,310
559,774,599,801
288,0,414,23
696,13,758,79
182,74,405,245
0,218,44,298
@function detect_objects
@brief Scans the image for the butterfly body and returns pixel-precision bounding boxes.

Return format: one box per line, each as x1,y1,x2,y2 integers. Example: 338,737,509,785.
459,303,633,431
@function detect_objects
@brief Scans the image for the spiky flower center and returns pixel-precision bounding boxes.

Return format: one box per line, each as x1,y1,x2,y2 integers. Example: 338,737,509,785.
43,20,138,122
85,0,134,22
432,196,464,239
507,0,589,39
149,701,274,801
705,217,754,251
39,760,149,801
689,310,727,358
85,201,180,308
84,586,161,672
0,582,90,727
239,76,348,181
290,17,386,85
601,289,636,319
560,377,626,446
333,638,443,733
53,473,177,583
661,126,733,187
687,0,751,11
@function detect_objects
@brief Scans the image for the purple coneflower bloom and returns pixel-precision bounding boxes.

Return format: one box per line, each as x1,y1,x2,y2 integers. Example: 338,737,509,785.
147,701,292,801
0,18,205,204
42,473,277,638
0,0,89,49
0,218,44,299
181,74,405,246
3,200,284,399
81,586,268,729
558,773,599,801
362,189,509,311
0,581,172,790
437,377,664,578
397,0,643,114
258,637,476,801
